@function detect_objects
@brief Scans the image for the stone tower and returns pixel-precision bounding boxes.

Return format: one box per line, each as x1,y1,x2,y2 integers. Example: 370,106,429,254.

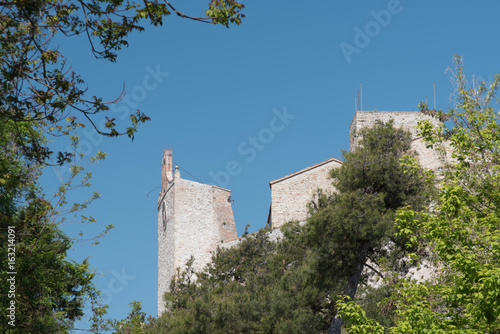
267,110,447,230
350,110,446,171
157,149,237,315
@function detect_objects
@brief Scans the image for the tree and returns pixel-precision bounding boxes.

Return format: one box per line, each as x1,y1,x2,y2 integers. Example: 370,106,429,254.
113,301,149,334
147,226,332,333
0,121,108,332
340,57,500,333
0,0,245,166
0,1,246,332
303,120,432,334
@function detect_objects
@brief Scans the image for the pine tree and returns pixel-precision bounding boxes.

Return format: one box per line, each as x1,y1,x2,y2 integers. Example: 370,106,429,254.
303,120,431,334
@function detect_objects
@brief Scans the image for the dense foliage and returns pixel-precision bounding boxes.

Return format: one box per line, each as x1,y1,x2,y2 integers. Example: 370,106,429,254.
146,226,331,333
340,58,500,333
0,1,245,332
0,119,107,332
306,120,432,334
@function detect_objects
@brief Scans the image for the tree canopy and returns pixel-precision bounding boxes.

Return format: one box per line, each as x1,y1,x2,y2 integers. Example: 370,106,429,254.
0,1,246,332
340,57,500,333
0,0,245,166
306,119,432,334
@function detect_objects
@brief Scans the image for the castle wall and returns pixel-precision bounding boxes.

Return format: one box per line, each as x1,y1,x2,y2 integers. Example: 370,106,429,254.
157,181,175,315
173,178,227,272
350,111,445,171
158,150,237,315
269,158,342,229
212,186,237,242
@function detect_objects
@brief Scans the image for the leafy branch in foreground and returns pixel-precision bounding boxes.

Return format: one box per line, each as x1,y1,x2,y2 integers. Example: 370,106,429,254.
1,1,246,331
0,0,245,166
0,123,110,332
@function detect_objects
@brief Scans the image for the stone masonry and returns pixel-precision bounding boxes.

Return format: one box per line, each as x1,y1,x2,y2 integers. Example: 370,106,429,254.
268,157,342,229
350,110,446,171
157,149,237,315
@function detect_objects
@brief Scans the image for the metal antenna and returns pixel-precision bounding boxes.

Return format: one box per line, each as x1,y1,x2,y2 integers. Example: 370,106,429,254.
360,81,363,111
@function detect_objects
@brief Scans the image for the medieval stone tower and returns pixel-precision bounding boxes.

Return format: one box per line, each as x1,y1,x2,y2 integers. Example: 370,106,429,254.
157,110,446,315
349,110,445,171
157,149,237,315
267,110,445,229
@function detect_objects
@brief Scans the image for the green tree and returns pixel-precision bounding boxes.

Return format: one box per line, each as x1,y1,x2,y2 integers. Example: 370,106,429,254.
113,301,148,334
148,225,332,333
0,1,246,332
340,57,500,333
303,120,432,334
0,0,245,165
0,122,107,332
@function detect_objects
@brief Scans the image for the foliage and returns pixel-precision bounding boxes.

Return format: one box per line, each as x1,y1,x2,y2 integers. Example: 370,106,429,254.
335,296,385,334
1,1,246,331
0,121,109,332
0,0,245,167
113,301,149,334
147,225,333,333
304,120,432,333
343,57,500,333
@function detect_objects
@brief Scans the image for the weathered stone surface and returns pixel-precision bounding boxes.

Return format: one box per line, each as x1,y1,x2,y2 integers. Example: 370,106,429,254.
350,110,448,171
157,150,237,315
268,157,342,229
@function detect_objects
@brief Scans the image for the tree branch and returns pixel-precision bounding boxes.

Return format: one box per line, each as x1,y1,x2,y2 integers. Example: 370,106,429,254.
164,0,213,22
364,262,384,279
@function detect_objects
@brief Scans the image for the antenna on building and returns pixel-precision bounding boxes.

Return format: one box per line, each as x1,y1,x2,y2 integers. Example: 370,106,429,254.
434,82,437,110
360,81,363,111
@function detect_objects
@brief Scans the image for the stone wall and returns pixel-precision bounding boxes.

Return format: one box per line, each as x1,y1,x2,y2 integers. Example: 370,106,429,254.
157,150,237,315
157,181,174,316
269,157,342,229
350,111,446,171
212,186,238,243
157,149,175,315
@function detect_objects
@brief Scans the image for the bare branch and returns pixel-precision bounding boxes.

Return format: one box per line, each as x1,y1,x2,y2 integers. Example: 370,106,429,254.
364,262,384,279
164,0,213,23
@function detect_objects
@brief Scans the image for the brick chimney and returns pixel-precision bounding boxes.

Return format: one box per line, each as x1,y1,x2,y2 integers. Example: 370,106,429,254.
162,148,173,191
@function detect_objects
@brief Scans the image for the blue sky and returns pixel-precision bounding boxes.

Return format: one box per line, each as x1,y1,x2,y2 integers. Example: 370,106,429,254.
39,0,500,327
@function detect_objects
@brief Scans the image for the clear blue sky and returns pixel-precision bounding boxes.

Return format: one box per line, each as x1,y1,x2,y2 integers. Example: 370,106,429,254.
39,0,500,327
